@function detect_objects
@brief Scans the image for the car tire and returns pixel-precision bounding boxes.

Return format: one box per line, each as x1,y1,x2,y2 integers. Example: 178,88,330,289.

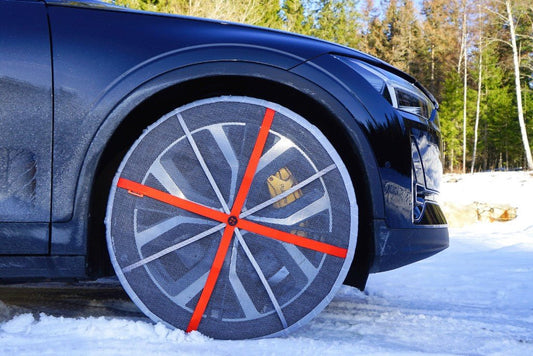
106,96,358,339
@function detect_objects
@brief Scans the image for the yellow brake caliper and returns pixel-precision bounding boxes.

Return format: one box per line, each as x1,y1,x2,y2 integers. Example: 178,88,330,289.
267,167,307,236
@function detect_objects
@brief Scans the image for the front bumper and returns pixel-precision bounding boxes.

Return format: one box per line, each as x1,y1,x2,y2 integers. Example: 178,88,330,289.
371,111,448,273
370,216,448,273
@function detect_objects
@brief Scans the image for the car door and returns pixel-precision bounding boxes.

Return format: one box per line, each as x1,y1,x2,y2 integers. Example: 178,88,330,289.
0,0,52,254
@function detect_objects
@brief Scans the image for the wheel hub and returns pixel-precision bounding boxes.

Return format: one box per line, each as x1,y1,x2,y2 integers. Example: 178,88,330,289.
227,215,238,226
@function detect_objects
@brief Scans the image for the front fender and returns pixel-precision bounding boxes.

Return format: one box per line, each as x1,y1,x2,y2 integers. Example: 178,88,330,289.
51,60,382,268
51,44,307,224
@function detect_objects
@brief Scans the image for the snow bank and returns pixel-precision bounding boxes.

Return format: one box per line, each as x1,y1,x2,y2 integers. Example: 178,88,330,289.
441,171,533,228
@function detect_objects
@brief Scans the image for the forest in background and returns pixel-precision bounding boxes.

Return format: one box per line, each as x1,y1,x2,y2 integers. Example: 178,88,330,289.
112,0,533,172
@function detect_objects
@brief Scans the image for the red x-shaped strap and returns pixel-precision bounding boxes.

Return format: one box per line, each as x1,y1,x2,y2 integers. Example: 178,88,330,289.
117,108,347,332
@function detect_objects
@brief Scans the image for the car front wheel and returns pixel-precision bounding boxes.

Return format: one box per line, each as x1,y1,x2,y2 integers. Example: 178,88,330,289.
106,96,358,339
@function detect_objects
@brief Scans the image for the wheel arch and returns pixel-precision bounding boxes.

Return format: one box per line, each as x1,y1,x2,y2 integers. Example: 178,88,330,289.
83,62,382,289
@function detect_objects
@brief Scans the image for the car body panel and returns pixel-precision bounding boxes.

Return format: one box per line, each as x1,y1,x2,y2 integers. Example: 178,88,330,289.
0,0,52,254
47,3,349,222
0,0,448,280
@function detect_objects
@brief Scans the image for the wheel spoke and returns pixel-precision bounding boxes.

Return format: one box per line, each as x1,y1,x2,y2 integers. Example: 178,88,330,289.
228,236,262,319
246,194,330,226
177,114,232,214
207,124,240,207
255,136,295,174
170,271,209,310
240,164,336,218
123,222,226,273
134,212,216,248
281,243,319,281
148,159,186,198
233,229,288,328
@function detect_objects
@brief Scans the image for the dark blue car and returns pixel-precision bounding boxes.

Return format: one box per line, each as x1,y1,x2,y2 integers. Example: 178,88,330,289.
0,0,448,339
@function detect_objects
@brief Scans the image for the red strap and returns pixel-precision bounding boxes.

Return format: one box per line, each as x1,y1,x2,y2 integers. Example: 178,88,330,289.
230,108,275,216
237,219,347,258
187,108,275,332
186,225,236,332
118,177,347,258
117,178,229,223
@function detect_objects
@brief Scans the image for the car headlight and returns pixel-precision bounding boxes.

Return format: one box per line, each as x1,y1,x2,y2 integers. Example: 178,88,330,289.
337,56,436,121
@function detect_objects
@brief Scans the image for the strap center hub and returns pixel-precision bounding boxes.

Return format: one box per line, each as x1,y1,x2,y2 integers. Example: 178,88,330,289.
227,215,238,226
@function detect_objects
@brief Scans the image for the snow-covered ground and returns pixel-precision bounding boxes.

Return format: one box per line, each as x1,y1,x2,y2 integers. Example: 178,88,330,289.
1,172,532,355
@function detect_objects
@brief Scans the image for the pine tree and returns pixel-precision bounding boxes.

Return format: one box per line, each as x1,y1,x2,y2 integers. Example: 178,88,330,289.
359,0,387,59
281,0,310,34
420,0,462,101
312,0,361,48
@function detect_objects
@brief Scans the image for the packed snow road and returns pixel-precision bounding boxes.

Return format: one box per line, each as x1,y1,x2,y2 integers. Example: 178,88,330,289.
1,172,532,355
